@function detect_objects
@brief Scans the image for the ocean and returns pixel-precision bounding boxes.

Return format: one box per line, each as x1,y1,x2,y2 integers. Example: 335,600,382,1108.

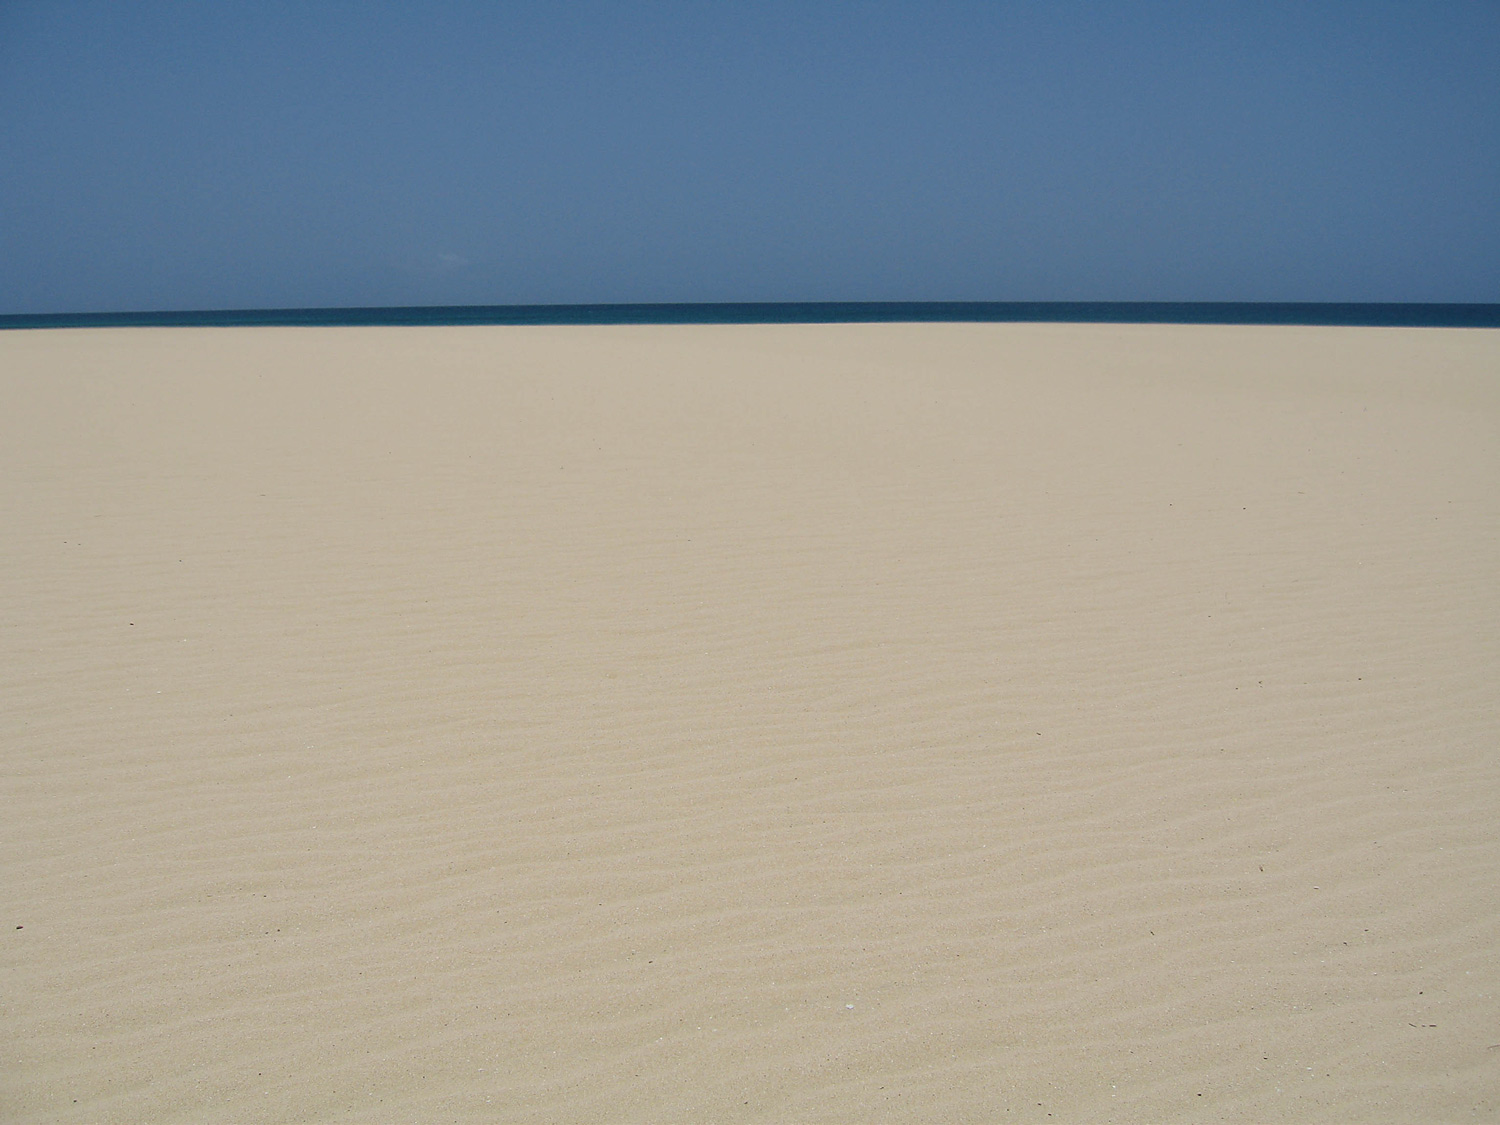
2,301,1498,330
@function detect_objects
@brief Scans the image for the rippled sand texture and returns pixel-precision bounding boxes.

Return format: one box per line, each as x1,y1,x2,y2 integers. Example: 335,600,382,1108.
3,323,1498,1123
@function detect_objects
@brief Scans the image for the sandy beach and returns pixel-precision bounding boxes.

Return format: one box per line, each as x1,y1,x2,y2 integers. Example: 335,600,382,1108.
3,321,1497,1122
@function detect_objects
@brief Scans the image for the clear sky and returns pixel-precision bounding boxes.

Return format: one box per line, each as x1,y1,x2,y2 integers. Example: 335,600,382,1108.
2,1,1497,313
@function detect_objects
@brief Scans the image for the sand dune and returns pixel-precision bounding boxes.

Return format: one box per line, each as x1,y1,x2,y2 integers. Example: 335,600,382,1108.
3,322,1498,1122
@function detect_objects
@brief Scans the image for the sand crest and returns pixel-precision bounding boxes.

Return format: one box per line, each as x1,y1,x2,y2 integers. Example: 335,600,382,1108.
3,322,1498,1122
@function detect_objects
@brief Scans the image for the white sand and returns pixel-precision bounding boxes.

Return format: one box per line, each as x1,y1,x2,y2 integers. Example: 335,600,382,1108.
3,322,1498,1122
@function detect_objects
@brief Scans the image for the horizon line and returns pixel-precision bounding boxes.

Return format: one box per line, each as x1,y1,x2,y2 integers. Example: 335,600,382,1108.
3,300,1499,331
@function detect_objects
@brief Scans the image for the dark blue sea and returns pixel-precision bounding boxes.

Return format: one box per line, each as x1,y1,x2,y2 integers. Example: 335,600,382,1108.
2,302,1497,330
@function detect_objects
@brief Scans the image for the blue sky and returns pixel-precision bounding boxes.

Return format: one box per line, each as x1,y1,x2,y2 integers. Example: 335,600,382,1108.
2,1,1497,312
